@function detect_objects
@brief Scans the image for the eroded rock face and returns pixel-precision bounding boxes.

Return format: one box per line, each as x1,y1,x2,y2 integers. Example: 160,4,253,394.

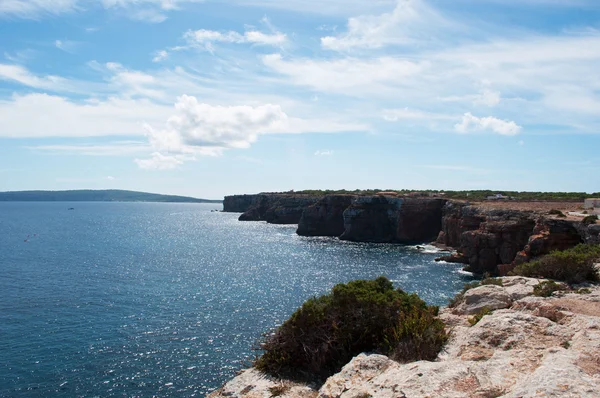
210,279,600,398
339,197,447,244
238,194,321,224
223,194,259,213
458,211,536,275
297,195,357,237
511,219,584,269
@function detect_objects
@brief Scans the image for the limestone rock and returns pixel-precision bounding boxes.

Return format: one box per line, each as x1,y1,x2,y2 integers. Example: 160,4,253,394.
237,194,320,224
454,285,512,315
207,369,317,398
297,195,356,237
223,194,259,213
339,197,447,244
210,284,600,398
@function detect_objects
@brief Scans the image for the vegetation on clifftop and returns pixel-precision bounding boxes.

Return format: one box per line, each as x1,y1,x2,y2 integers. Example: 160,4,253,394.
512,244,600,284
254,277,447,381
273,189,600,201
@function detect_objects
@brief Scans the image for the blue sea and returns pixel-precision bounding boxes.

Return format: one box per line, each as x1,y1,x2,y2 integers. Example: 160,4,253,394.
0,202,473,397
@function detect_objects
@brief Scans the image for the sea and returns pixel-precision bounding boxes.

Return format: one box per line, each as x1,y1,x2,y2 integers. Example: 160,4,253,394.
0,202,474,397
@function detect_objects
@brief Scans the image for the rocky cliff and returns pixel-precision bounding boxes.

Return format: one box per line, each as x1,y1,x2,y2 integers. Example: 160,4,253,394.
209,277,600,398
227,192,597,275
297,195,357,237
237,194,321,224
436,203,592,275
339,196,446,244
223,194,259,213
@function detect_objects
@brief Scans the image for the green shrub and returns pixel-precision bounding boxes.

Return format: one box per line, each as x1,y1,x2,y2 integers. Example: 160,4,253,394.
577,288,592,294
468,307,493,326
582,215,598,225
512,244,600,284
255,277,447,380
533,280,564,297
549,209,566,218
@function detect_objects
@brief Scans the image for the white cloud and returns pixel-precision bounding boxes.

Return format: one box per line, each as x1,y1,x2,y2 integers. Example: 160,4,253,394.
0,63,66,90
454,113,522,136
103,62,163,99
0,0,79,18
0,93,171,138
262,53,424,93
101,0,203,10
144,94,288,153
227,0,397,16
183,28,287,50
321,0,450,51
152,50,169,62
135,95,365,169
55,39,79,53
244,31,287,45
314,150,333,156
473,89,501,107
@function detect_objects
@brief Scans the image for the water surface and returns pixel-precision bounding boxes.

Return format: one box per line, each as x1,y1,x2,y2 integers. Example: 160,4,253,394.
0,202,472,396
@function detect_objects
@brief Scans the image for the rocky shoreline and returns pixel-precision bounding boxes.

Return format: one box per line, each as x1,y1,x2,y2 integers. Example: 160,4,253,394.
209,277,600,398
224,193,600,275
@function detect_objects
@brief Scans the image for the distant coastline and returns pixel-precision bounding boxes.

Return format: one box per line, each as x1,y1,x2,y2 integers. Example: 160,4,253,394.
0,189,222,203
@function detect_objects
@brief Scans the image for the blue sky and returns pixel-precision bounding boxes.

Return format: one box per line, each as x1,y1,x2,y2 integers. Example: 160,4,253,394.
1,0,599,199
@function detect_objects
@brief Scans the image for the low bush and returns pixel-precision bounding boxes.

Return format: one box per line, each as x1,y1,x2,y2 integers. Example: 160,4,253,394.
254,277,447,380
533,280,564,297
548,209,566,218
582,215,598,225
511,244,600,284
468,307,493,326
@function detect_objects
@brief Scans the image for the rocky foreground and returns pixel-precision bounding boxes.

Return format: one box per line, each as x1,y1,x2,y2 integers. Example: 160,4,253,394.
208,277,600,398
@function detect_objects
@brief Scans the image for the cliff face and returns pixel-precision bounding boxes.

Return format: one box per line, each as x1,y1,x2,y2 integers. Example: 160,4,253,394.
223,195,258,213
238,194,321,224
436,203,590,275
228,193,595,275
297,195,357,237
339,196,447,244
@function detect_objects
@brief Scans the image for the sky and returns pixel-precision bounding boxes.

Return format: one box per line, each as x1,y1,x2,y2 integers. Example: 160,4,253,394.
0,0,599,200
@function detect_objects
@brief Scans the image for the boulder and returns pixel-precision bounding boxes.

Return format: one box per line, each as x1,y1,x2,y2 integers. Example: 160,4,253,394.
207,369,317,398
454,285,512,315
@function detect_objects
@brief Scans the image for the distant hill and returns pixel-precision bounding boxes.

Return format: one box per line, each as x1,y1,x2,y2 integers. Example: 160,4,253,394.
0,190,222,203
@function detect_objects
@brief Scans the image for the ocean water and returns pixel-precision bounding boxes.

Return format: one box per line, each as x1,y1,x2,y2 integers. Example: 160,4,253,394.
0,202,473,397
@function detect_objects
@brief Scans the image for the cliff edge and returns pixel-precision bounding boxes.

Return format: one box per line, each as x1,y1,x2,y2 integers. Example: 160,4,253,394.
209,277,600,398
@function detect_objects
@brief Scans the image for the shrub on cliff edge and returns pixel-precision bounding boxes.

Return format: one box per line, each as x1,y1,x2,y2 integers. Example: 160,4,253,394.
512,244,600,284
254,277,447,380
